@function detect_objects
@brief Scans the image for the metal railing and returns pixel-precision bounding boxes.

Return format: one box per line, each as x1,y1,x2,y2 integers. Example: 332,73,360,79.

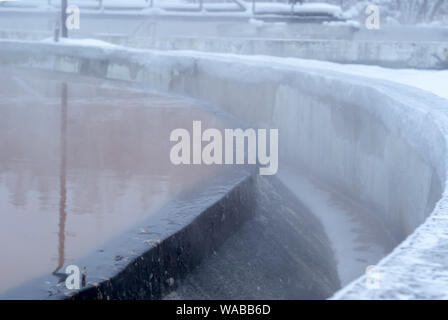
2,1,341,21
1,1,308,15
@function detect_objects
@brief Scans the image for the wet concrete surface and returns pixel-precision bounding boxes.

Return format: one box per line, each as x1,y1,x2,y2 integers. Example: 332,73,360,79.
164,167,397,299
164,175,340,300
0,67,224,295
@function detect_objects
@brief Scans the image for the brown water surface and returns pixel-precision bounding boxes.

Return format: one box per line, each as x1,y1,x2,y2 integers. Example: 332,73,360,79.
0,68,221,294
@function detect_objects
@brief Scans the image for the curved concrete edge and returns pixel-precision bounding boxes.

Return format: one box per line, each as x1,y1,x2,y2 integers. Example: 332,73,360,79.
102,35,448,70
164,174,341,300
1,40,448,299
71,174,257,300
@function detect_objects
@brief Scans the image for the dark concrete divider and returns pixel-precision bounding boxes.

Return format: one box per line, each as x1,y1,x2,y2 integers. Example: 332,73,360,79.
72,175,257,300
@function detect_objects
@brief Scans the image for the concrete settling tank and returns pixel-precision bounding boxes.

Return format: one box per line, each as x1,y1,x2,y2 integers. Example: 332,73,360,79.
0,40,446,300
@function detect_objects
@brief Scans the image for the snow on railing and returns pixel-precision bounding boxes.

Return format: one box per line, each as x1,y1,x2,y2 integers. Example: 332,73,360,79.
0,0,342,18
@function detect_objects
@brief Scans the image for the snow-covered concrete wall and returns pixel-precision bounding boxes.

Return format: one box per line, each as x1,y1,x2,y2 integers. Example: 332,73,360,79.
103,35,448,70
1,40,448,298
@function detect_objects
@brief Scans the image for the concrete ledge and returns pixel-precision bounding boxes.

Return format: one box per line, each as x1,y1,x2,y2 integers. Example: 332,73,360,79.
102,35,448,70
71,175,257,300
1,40,448,298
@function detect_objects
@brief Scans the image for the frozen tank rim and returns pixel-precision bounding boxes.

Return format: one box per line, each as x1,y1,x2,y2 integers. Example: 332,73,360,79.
1,40,448,298
141,49,448,181
0,164,255,300
0,38,444,77
9,38,443,98
18,38,439,116
208,54,447,170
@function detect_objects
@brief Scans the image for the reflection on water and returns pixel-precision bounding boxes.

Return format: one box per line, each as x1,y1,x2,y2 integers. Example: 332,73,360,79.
0,68,222,294
55,82,68,277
